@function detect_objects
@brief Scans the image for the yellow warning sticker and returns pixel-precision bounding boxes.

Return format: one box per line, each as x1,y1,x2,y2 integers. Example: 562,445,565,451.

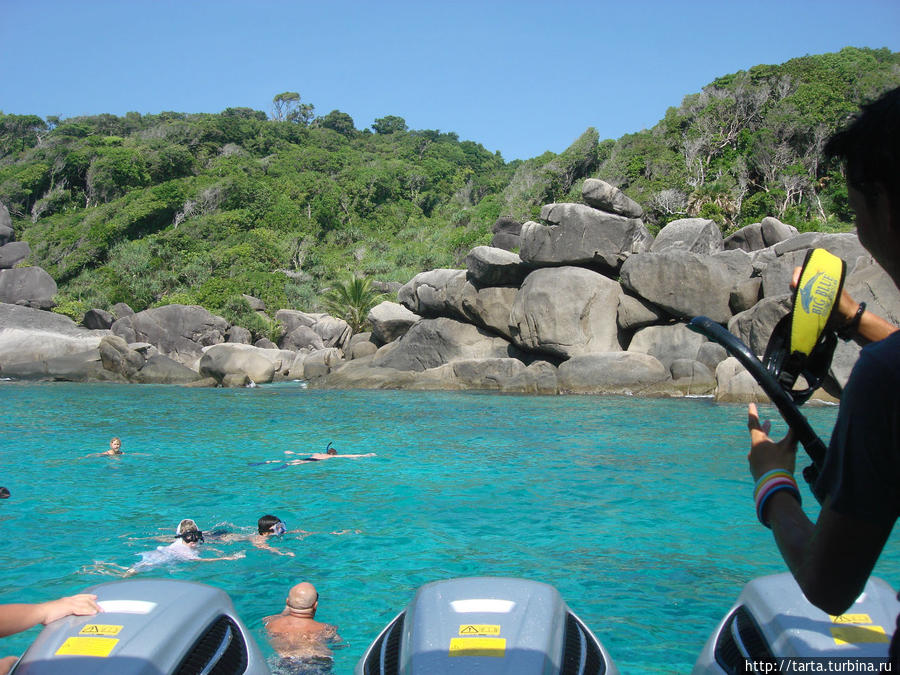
55,637,119,657
831,625,889,645
449,637,506,657
79,624,123,636
830,613,872,624
458,624,501,636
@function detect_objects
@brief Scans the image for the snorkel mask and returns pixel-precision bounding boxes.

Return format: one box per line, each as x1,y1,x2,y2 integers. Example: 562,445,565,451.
175,530,204,544
270,521,287,536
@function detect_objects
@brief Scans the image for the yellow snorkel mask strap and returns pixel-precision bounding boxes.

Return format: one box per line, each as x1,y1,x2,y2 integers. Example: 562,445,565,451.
763,248,846,405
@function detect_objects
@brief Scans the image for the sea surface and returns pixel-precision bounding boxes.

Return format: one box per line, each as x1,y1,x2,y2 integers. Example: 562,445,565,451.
1,381,897,674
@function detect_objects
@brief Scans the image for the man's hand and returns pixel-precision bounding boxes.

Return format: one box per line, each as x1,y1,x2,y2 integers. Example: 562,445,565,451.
747,402,799,481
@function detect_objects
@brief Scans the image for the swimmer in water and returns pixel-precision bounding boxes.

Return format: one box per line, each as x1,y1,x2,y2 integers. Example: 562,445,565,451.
83,437,123,458
263,582,341,662
250,441,375,469
86,519,245,577
250,515,317,557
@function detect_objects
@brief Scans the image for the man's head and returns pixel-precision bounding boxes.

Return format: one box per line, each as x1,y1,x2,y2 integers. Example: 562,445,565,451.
258,514,286,535
325,441,337,456
285,582,318,617
826,86,900,226
0,487,9,499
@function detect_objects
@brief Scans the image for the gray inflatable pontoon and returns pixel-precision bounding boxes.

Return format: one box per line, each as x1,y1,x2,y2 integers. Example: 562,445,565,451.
9,579,269,675
354,576,617,675
693,572,900,674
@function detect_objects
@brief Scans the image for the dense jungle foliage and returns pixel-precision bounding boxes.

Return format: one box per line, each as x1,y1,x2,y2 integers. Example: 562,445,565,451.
0,47,898,334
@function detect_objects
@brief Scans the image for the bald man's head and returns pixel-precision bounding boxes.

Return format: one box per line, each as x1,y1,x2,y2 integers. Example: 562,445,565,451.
285,582,318,617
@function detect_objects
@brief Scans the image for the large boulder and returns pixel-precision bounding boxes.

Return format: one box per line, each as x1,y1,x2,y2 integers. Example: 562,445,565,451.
509,267,622,359
460,284,518,340
398,269,468,320
0,202,11,244
112,302,135,319
439,358,558,394
757,233,869,298
650,218,723,255
0,241,30,269
844,256,900,326
724,222,766,252
82,308,115,330
581,178,643,218
0,303,107,368
0,267,57,309
617,293,667,331
557,352,670,394
302,347,344,379
728,295,791,357
312,356,418,389
619,251,733,323
134,355,203,385
465,246,530,287
1,348,122,382
111,304,229,367
669,359,717,396
225,325,252,344
368,301,421,344
280,325,324,351
274,310,351,350
519,203,652,272
98,335,146,379
627,323,711,371
372,317,517,372
198,343,278,384
715,357,768,403
760,217,798,246
712,249,754,286
491,217,522,251
347,332,379,360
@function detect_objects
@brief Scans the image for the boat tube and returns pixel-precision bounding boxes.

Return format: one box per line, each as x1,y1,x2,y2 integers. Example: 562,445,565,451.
9,578,269,675
693,573,899,674
354,576,617,675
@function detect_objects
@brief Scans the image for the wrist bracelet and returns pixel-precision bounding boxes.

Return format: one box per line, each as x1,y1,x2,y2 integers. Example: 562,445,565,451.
837,302,866,339
754,471,801,528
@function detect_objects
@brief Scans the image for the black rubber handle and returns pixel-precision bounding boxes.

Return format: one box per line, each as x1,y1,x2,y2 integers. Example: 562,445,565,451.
688,316,827,495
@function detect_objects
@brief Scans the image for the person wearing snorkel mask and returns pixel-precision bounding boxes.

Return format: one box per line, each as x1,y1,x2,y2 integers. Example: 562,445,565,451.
251,515,311,557
138,519,245,569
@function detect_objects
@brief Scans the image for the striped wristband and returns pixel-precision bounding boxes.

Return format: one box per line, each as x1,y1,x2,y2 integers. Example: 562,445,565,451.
754,469,801,528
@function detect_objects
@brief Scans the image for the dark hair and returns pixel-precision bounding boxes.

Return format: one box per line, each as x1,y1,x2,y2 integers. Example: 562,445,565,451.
825,86,900,205
0,487,9,499
258,514,281,534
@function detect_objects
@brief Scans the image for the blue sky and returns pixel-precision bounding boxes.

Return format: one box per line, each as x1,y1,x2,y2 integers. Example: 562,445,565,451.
2,0,899,161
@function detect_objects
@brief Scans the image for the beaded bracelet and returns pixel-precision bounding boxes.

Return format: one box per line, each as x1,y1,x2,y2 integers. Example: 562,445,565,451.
837,302,866,339
754,469,801,528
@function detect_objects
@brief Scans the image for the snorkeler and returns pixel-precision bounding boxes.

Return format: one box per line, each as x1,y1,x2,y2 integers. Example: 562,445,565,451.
250,441,375,469
251,515,311,557
87,519,245,577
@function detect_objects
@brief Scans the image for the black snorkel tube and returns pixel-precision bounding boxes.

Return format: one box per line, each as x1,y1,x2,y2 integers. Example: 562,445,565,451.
687,316,828,499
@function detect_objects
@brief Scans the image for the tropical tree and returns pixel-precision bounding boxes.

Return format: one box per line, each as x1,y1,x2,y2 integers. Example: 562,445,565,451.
372,115,408,134
271,91,315,125
321,275,385,333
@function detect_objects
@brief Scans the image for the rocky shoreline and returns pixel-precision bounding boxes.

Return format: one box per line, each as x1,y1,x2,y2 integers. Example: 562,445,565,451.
2,180,898,401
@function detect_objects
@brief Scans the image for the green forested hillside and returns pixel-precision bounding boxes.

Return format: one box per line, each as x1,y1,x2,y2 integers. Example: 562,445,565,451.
0,47,898,335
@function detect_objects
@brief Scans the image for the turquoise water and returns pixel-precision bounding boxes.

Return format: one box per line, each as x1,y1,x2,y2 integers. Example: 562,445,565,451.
1,381,898,674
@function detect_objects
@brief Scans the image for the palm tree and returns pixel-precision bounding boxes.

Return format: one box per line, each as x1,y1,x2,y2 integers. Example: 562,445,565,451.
322,275,386,334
